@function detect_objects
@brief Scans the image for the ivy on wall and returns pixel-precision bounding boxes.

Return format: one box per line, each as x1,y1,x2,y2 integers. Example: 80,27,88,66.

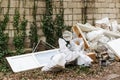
29,0,38,50
54,0,66,46
42,0,54,46
13,2,28,55
81,0,88,24
42,0,67,47
0,0,10,72
81,0,95,25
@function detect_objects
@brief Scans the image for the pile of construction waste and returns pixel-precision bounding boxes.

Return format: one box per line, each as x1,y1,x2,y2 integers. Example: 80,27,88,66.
41,17,120,71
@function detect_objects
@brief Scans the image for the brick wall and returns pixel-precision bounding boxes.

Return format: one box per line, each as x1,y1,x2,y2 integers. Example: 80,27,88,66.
0,0,120,48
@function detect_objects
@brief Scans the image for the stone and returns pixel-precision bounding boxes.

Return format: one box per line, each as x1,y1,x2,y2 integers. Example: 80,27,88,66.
103,74,120,80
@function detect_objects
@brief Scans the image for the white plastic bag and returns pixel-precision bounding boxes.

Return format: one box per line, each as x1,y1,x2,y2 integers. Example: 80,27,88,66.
98,35,110,44
86,30,104,41
62,30,72,41
70,38,84,51
95,17,111,27
58,38,69,53
77,23,96,32
41,53,66,72
77,51,93,66
111,20,118,32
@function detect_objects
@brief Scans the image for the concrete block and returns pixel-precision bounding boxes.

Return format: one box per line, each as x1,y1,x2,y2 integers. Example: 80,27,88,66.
116,3,120,8
109,14,116,18
10,0,16,7
9,8,15,15
73,9,81,14
109,3,115,8
97,0,106,2
63,2,67,8
64,9,72,14
64,15,68,20
1,0,8,7
68,15,72,20
37,29,44,36
37,1,45,8
73,15,81,21
95,3,102,8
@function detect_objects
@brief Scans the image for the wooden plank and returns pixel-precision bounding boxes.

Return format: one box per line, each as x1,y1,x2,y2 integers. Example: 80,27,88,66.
72,25,90,49
87,52,96,62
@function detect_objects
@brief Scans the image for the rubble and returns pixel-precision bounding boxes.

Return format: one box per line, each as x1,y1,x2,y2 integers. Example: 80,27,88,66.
72,25,90,49
41,17,120,71
86,52,96,62
107,38,120,59
6,17,120,72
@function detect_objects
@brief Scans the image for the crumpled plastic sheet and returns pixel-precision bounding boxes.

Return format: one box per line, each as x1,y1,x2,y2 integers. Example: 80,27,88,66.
41,38,93,72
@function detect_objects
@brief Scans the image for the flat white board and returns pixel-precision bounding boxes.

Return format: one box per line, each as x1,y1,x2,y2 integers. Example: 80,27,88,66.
107,38,120,59
34,49,59,66
6,49,59,72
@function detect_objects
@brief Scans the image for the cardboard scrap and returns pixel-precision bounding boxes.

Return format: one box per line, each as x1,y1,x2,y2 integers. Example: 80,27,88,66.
115,56,120,62
87,52,96,62
72,25,90,49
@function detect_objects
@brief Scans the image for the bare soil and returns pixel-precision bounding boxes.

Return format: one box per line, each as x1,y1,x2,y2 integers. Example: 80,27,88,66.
1,61,120,80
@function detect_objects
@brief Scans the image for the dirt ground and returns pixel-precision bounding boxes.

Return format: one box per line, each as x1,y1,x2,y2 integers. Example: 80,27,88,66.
0,61,120,80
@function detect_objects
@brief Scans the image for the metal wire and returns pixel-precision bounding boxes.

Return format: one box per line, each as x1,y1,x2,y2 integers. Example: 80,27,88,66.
41,40,56,49
32,39,56,53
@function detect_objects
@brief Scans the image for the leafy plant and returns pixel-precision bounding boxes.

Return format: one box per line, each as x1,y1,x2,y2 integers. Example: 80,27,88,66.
0,0,10,72
42,0,68,47
13,33,24,54
13,8,28,55
29,0,38,49
13,8,20,32
0,30,9,59
53,0,66,46
42,14,54,45
29,22,38,48
42,0,56,47
19,17,28,41
82,0,88,24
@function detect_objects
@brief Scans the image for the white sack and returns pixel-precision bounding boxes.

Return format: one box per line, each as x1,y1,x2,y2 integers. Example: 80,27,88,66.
86,30,104,41
95,17,110,26
89,41,98,50
65,38,84,63
63,31,72,41
111,20,118,32
77,51,93,66
41,53,66,72
77,23,96,32
70,38,93,66
107,48,115,59
41,38,81,71
104,30,120,38
98,35,110,44
70,38,84,51
117,25,120,31
41,38,68,71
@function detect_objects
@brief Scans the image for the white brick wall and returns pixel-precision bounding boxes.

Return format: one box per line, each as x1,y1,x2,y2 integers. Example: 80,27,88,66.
0,0,120,47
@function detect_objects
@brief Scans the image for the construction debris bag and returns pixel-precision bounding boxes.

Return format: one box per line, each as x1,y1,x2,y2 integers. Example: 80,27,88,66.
86,30,104,41
77,23,96,32
41,38,93,72
41,52,66,72
77,50,93,66
95,17,111,30
111,20,118,32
